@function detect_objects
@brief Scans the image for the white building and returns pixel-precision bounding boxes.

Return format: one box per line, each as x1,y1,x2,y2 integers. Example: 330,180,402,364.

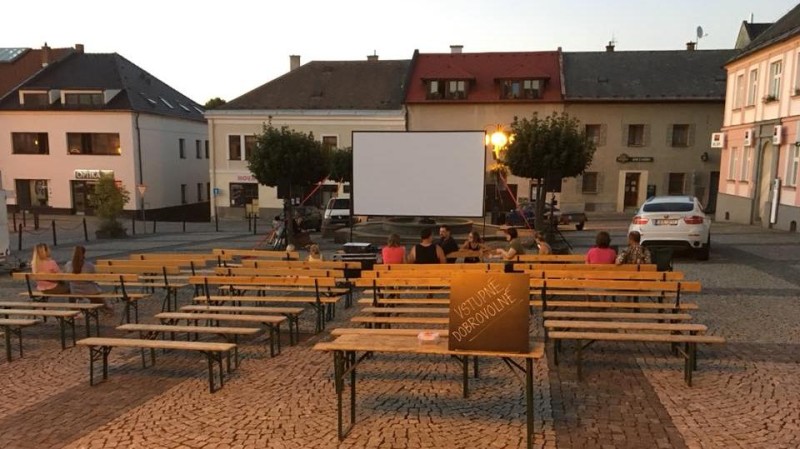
0,47,208,218
205,55,409,218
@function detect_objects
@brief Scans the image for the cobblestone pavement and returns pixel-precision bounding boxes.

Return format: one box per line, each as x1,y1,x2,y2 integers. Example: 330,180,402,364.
0,215,798,448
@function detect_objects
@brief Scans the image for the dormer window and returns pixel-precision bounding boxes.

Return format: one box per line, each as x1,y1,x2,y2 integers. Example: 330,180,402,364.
64,92,103,106
501,79,543,99
20,91,48,106
426,79,468,100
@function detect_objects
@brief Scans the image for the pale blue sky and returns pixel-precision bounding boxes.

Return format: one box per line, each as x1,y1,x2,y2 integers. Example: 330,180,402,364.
4,0,798,103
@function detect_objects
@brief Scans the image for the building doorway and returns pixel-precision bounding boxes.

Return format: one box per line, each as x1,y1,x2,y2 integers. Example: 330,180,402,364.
754,141,775,223
624,173,640,208
71,181,97,215
15,179,49,209
706,171,720,213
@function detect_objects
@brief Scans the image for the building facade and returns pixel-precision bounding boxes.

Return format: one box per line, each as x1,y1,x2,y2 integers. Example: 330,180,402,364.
206,56,409,219
718,6,800,232
0,47,208,218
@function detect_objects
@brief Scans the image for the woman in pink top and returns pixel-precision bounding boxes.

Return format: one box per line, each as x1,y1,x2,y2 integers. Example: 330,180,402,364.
381,233,406,264
585,231,617,264
31,243,70,294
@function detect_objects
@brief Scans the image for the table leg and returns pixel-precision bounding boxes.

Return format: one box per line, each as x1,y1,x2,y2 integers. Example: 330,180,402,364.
207,353,215,393
526,358,535,449
349,351,356,427
58,318,66,350
4,325,11,362
16,327,23,359
462,355,469,398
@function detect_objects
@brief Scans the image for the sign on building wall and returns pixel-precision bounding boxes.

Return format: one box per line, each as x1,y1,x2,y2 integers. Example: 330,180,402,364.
74,169,114,180
448,273,529,353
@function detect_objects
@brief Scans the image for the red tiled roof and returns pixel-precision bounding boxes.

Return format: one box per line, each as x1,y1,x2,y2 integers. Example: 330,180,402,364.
0,47,74,99
406,51,562,103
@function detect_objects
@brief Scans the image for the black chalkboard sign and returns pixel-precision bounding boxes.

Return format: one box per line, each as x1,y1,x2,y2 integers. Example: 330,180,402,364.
448,273,530,353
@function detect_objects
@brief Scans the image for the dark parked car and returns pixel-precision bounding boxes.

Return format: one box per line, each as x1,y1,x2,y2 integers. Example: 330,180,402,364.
293,206,323,232
506,202,587,230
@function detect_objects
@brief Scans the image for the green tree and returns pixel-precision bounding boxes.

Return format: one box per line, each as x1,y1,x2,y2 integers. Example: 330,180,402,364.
502,112,596,230
248,125,330,245
204,97,227,109
328,147,352,184
89,174,131,238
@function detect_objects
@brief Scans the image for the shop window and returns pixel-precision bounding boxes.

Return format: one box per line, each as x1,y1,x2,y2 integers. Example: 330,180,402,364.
12,132,49,154
229,183,258,207
582,172,598,193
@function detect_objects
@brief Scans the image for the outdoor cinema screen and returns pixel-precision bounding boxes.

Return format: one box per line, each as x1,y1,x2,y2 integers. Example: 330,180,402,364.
352,131,486,217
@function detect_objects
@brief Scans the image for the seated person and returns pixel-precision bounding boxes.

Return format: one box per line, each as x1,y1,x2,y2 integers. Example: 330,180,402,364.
616,231,652,265
586,231,617,264
494,228,525,260
408,228,446,264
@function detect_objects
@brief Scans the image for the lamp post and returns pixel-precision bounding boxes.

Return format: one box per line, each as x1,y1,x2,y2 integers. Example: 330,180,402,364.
486,126,510,225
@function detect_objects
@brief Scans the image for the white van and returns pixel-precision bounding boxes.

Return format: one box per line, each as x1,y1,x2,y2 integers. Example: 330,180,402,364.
323,194,352,229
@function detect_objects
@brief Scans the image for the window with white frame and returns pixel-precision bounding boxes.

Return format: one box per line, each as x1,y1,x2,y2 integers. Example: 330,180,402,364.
786,145,800,186
747,69,758,105
728,147,739,180
734,73,745,108
741,146,752,181
769,60,782,99
228,135,257,161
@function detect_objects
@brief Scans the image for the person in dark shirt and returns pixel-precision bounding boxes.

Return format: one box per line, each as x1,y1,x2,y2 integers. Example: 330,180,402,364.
408,228,446,264
438,225,459,263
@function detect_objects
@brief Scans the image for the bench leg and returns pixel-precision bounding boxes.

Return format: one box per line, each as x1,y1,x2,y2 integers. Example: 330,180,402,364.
3,325,12,362
576,339,583,381
88,345,112,386
462,355,469,398
526,358,535,449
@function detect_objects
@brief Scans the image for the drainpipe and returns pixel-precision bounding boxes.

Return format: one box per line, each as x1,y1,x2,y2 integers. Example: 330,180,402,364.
135,113,144,216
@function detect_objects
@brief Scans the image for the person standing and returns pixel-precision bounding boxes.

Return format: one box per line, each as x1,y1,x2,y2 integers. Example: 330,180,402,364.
438,225,459,263
408,228,446,264
31,243,69,295
616,231,652,265
381,233,406,264
586,231,617,264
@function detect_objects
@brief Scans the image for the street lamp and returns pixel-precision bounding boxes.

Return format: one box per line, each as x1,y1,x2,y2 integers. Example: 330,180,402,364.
485,126,512,225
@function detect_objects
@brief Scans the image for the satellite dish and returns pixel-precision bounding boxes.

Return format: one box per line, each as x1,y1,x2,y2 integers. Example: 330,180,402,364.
697,26,704,39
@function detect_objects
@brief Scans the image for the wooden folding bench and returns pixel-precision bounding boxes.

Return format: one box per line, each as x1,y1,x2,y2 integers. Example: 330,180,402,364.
95,265,189,312
13,272,151,324
0,309,79,349
117,323,260,369
212,248,300,265
179,304,304,344
76,337,236,393
216,266,354,308
330,328,450,337
514,254,587,263
0,318,40,361
155,312,286,356
0,301,104,337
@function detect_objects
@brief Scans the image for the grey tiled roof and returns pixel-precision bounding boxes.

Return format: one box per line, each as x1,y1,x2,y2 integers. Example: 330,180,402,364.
220,59,411,110
0,53,205,121
563,50,736,101
731,4,800,62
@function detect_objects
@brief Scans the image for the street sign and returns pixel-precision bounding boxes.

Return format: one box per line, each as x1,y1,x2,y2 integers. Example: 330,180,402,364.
213,187,221,196
137,184,147,195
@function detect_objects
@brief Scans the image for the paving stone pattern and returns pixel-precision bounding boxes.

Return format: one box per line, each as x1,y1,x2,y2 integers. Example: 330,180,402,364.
0,217,798,448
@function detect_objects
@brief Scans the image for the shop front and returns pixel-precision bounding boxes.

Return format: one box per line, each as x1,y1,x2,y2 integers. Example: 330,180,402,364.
70,169,114,214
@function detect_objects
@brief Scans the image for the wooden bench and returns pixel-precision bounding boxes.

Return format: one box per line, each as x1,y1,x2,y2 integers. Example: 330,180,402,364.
370,263,504,272
180,304,304,344
13,272,151,324
514,254,586,263
213,248,300,263
542,311,694,321
546,330,725,386
95,265,189,312
350,316,449,328
0,318,40,362
155,312,286,356
116,323,260,369
330,328,450,337
530,278,701,306
523,270,685,281
0,309,79,349
189,275,343,333
242,259,361,270
514,263,658,272
0,301,104,337
217,266,354,308
76,337,236,392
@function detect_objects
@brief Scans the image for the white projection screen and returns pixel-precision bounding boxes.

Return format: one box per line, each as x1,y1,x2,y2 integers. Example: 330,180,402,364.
352,131,486,217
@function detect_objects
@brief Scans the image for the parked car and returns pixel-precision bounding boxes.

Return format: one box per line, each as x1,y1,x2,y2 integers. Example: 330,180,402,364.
323,195,354,230
628,195,711,260
506,201,587,230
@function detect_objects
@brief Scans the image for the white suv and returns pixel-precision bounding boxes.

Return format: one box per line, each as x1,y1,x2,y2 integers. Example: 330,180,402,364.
628,196,711,260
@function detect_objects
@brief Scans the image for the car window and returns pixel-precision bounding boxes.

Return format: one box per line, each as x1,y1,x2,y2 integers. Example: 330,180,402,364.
331,199,349,209
642,202,694,213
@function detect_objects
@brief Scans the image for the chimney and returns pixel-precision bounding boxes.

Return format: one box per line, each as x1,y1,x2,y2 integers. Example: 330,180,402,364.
450,45,463,54
686,41,696,51
605,41,615,52
289,55,300,71
75,43,84,54
41,42,51,67
367,51,378,62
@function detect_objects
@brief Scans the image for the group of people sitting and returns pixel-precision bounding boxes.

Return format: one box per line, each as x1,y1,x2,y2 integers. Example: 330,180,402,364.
379,225,652,266
380,225,552,265
30,243,113,314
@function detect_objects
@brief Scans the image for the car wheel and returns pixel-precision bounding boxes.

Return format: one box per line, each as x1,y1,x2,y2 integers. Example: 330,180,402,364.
575,222,585,231
695,236,710,261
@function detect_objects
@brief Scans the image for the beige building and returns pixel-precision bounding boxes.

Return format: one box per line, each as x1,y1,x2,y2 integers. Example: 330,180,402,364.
718,8,800,232
205,56,409,218
563,47,735,212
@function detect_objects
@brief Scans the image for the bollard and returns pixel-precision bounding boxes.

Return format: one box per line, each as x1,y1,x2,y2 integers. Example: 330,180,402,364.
253,216,257,235
52,220,57,246
12,212,16,233
182,220,186,232
215,214,219,232
131,215,136,236
152,218,156,234
83,218,89,242
22,210,26,228
33,211,39,230
247,215,252,232
17,223,22,251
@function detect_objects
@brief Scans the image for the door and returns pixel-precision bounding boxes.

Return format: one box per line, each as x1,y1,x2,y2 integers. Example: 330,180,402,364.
754,142,774,223
706,171,720,213
71,181,96,215
14,180,32,209
624,173,640,208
